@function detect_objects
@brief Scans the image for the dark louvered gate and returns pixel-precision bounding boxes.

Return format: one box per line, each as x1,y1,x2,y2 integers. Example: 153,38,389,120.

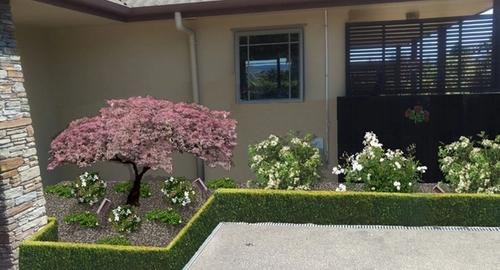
346,14,495,96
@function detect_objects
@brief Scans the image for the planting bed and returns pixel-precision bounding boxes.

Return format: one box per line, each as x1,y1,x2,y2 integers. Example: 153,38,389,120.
45,180,207,247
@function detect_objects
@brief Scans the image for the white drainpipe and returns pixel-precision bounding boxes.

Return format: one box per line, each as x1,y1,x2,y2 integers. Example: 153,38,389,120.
175,11,200,103
324,9,330,164
175,11,204,180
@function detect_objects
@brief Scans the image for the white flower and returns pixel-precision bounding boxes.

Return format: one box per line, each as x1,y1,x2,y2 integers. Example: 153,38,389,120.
416,166,427,173
352,161,363,172
252,155,263,163
335,184,347,192
363,132,383,148
393,181,401,191
332,166,344,175
371,187,376,191
394,162,401,169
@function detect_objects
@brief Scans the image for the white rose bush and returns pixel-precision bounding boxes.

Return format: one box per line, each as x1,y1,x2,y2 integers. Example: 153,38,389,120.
108,205,141,233
73,172,107,205
248,133,322,190
438,133,500,194
161,177,196,207
332,132,425,193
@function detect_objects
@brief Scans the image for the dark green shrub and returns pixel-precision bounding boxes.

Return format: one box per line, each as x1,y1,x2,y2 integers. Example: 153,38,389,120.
113,181,151,198
146,209,182,225
96,236,131,246
64,212,99,229
206,177,237,189
44,183,74,198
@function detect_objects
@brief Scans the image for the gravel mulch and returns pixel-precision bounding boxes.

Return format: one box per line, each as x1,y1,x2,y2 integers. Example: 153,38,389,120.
45,179,209,247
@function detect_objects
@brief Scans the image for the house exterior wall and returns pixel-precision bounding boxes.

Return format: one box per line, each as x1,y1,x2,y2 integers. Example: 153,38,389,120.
13,0,491,185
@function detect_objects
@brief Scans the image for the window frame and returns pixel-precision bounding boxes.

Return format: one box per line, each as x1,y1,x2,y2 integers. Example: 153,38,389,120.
234,26,305,104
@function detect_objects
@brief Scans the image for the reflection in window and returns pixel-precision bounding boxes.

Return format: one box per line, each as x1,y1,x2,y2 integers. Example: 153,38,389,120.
236,28,303,102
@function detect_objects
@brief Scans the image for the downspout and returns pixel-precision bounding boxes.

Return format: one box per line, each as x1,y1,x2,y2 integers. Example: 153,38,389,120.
175,11,205,180
324,9,330,164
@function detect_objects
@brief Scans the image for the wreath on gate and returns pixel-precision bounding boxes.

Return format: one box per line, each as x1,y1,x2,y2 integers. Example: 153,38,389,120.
405,105,430,124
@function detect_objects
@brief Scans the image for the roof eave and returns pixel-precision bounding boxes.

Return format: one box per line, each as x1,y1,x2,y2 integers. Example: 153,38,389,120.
35,0,424,22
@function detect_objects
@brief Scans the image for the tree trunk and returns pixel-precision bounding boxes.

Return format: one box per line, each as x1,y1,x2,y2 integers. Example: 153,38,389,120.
126,173,143,206
125,164,149,206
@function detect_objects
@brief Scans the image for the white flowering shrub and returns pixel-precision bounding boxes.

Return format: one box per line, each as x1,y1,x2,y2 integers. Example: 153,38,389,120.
73,172,106,205
333,132,425,193
439,133,500,194
161,177,196,207
108,205,141,233
248,133,322,190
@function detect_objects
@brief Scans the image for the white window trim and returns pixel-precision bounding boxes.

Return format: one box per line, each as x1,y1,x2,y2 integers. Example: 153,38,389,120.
234,26,305,104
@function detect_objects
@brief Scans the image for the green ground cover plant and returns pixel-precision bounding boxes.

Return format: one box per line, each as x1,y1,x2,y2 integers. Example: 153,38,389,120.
44,183,74,198
63,212,99,229
146,209,182,225
206,178,237,189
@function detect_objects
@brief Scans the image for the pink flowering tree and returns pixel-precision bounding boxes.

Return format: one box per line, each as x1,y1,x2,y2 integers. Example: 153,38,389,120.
48,96,237,205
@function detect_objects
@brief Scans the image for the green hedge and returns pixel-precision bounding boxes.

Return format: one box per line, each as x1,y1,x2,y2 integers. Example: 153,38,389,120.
20,190,500,270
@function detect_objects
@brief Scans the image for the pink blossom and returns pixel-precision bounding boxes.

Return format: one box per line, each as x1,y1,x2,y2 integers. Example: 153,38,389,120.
48,96,238,173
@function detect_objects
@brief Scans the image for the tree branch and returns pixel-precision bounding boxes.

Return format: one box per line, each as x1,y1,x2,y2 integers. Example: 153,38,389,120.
111,156,149,178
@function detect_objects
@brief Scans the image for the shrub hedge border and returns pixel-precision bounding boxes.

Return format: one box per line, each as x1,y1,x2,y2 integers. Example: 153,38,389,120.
20,189,500,270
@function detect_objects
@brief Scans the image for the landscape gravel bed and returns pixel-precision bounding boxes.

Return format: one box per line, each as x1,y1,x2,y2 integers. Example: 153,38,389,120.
45,180,208,247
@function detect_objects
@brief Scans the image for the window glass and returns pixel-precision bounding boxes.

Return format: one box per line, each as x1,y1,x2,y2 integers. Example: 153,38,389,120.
237,29,303,102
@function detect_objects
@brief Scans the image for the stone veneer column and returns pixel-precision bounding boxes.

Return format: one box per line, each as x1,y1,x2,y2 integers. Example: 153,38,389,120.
0,0,47,269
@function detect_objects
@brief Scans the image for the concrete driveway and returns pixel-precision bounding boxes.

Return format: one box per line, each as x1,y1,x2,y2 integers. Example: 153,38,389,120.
184,222,500,270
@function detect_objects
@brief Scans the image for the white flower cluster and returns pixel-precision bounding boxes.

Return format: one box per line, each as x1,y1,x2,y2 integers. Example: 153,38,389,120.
108,205,141,233
363,131,383,148
333,132,424,193
161,177,196,206
249,133,322,190
335,183,347,192
74,172,106,206
439,134,499,194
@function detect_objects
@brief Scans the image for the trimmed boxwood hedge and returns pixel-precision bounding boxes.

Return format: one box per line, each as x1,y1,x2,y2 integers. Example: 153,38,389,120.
20,189,500,270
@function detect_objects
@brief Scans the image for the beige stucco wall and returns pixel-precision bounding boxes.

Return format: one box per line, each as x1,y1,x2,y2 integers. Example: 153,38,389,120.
12,0,492,185
15,27,62,182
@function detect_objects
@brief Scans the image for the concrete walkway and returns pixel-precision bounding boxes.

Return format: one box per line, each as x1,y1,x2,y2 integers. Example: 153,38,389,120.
184,223,500,270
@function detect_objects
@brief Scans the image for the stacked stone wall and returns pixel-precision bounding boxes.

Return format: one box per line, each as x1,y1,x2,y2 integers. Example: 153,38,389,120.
0,1,47,268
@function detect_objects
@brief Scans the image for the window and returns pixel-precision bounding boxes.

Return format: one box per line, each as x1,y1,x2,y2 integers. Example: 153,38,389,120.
236,27,304,102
